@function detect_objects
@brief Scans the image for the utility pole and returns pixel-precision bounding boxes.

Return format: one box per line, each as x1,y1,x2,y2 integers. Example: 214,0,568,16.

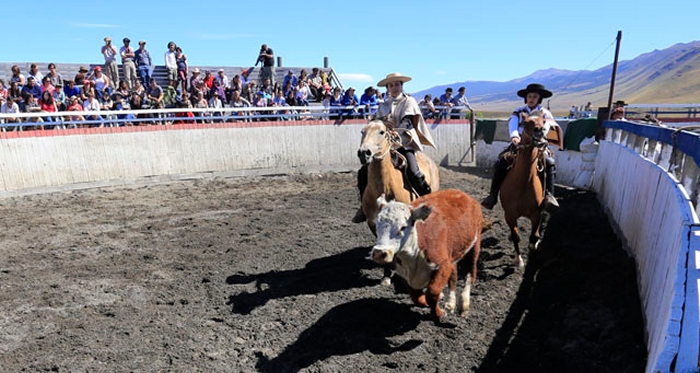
596,30,622,140
607,30,623,118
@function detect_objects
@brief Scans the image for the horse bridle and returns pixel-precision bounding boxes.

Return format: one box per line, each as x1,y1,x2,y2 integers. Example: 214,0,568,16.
371,128,402,161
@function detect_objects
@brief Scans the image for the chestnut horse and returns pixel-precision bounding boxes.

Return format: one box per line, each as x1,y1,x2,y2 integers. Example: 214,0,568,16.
357,119,440,236
499,113,550,268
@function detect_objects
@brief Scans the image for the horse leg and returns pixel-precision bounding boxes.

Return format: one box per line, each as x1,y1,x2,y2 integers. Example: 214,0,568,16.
444,262,458,313
507,218,524,269
528,214,543,251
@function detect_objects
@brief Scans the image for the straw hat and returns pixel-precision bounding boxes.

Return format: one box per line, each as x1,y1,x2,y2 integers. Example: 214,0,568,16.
377,72,412,87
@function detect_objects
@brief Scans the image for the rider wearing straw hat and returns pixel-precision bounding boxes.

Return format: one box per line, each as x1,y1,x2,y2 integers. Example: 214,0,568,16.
352,72,436,223
481,83,560,210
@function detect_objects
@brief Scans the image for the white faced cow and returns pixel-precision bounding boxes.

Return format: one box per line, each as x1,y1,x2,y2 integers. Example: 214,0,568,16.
370,189,483,319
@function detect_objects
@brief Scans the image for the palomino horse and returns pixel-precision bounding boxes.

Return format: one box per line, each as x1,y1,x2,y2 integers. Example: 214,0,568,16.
499,113,550,268
357,119,440,236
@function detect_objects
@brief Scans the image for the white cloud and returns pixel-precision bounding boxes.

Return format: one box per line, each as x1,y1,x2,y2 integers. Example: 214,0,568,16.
336,73,374,83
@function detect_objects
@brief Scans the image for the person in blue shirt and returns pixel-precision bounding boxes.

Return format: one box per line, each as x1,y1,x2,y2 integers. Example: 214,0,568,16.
135,40,153,88
359,86,378,117
340,87,359,118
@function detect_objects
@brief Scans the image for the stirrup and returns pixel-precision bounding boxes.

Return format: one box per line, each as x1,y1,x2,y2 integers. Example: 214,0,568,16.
352,208,367,223
544,193,559,209
481,194,497,210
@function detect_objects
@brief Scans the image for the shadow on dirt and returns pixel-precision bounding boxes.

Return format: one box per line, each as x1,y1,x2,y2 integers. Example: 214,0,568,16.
255,298,424,373
475,188,647,373
226,246,379,314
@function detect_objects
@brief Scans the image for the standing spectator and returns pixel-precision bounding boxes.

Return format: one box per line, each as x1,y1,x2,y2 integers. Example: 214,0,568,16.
74,66,88,85
101,36,119,89
175,47,188,93
120,37,137,89
10,65,26,89
27,64,44,85
91,66,112,103
451,86,472,119
164,41,178,86
46,63,63,88
611,100,627,120
308,68,323,102
257,44,275,86
135,40,153,88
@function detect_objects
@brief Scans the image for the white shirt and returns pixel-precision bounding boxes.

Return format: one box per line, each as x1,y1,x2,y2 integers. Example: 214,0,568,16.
508,104,557,139
1,101,19,114
164,50,177,69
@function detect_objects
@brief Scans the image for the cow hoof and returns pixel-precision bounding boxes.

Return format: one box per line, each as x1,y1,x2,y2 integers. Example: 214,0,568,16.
528,240,541,251
380,277,392,286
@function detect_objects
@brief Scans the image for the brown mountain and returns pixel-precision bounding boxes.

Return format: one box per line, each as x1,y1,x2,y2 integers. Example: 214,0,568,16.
413,41,700,116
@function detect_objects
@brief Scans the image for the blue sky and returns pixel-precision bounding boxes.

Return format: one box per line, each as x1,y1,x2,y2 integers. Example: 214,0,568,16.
4,0,698,93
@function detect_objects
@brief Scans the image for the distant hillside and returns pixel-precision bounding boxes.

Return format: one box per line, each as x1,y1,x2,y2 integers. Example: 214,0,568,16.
413,41,700,116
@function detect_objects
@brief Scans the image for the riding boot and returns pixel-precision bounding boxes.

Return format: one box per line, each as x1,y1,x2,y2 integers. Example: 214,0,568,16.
352,165,368,223
543,161,559,209
402,148,432,196
481,159,508,210
411,170,432,196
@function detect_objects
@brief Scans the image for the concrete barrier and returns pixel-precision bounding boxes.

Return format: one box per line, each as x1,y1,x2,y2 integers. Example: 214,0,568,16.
0,119,474,196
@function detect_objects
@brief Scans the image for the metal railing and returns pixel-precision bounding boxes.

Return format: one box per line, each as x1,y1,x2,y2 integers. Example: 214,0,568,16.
0,104,474,131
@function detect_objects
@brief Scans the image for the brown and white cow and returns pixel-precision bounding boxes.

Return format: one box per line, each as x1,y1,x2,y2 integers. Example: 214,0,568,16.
370,189,483,319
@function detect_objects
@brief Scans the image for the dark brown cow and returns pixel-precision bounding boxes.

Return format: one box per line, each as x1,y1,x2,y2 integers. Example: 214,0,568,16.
370,189,483,319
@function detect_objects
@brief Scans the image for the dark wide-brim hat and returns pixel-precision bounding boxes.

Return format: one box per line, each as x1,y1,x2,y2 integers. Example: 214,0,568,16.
517,83,553,99
613,100,627,106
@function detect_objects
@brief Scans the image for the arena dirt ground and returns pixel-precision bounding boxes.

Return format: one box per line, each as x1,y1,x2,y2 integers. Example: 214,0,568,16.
0,167,647,372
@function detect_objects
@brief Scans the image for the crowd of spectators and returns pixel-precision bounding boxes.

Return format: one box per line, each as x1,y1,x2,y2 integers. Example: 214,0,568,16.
418,86,474,120
0,38,369,129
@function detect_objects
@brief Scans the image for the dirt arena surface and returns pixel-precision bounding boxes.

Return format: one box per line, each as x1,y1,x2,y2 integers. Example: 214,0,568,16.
0,167,647,372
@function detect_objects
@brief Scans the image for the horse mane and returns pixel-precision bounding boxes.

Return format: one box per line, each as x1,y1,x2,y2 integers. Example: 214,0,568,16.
374,116,396,131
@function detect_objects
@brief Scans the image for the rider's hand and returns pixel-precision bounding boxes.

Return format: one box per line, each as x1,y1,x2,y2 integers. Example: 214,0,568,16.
511,136,521,145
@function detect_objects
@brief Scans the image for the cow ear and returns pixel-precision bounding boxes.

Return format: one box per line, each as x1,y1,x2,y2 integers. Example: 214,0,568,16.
377,194,388,209
411,203,432,222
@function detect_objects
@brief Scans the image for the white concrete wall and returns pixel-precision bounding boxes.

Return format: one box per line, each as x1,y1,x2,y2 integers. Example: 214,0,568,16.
0,120,474,196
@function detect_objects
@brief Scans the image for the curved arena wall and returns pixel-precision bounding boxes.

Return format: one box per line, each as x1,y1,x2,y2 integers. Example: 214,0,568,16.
0,119,474,196
595,120,700,373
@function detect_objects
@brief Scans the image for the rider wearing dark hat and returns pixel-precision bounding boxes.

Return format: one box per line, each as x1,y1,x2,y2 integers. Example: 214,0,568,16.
481,83,560,210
